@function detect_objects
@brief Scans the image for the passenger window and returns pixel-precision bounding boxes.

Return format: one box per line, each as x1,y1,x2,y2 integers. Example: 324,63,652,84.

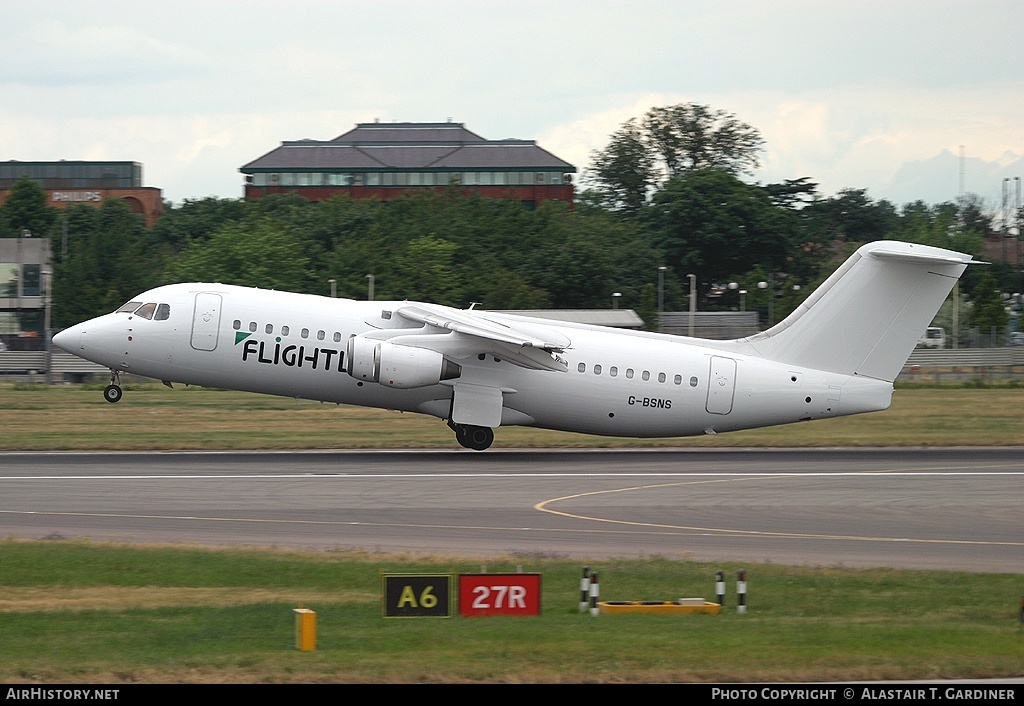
690,376,698,387
333,332,342,343
642,371,650,381
155,304,171,321
626,369,634,379
281,326,290,336
658,372,666,383
578,362,586,373
317,330,325,341
134,303,157,320
301,328,309,339
266,324,274,334
248,322,257,332
674,374,682,385
233,320,241,330
610,366,618,377
594,364,602,375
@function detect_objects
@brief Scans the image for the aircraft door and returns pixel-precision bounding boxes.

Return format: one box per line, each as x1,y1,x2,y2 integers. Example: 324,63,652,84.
706,356,737,415
190,293,222,351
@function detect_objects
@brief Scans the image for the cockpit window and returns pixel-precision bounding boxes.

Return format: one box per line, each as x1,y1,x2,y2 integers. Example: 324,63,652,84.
155,303,171,321
116,301,143,313
133,303,157,320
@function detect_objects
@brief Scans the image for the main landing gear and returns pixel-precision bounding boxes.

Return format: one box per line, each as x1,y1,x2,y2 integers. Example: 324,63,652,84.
448,421,494,451
103,371,123,403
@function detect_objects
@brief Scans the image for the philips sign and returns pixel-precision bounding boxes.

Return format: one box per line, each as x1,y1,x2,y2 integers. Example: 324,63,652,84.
52,191,102,203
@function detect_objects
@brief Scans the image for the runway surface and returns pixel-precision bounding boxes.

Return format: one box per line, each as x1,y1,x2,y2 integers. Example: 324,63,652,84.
0,447,1020,572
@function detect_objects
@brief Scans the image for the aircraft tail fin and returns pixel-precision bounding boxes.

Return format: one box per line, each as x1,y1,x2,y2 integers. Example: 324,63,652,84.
738,241,978,382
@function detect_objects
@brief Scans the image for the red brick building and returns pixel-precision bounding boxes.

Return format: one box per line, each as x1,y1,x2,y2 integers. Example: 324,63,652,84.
241,121,575,208
0,161,164,227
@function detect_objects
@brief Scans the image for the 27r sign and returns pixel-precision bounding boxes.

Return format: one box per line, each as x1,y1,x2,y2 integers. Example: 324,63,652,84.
458,573,542,617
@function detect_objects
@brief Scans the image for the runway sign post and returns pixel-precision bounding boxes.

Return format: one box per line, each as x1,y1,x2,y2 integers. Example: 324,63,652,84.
292,607,316,651
382,573,454,618
458,573,542,617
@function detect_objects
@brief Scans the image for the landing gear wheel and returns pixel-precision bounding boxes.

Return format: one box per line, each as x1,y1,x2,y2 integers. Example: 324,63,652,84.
449,422,495,451
462,425,494,451
103,384,123,403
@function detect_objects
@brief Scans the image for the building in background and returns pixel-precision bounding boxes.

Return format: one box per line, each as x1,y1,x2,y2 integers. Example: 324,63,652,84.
241,121,575,208
0,161,164,227
0,234,50,352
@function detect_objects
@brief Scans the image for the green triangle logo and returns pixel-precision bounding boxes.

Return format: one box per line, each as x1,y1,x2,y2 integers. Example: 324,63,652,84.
235,331,252,345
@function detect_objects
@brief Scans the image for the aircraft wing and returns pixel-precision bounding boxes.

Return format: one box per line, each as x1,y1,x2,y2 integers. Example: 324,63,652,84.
394,303,570,372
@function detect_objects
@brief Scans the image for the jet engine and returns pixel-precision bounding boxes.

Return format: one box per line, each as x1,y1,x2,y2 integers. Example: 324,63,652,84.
346,336,461,388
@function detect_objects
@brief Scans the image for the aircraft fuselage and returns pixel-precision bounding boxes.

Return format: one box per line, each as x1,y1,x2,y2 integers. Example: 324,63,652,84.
55,282,891,440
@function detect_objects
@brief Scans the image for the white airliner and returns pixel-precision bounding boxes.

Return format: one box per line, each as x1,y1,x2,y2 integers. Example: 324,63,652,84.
52,240,976,450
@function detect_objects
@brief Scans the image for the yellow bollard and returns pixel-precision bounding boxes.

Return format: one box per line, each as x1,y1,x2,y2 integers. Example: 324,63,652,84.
293,608,316,651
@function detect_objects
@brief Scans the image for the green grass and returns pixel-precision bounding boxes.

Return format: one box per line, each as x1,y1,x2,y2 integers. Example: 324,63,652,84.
0,381,1021,450
0,540,1021,683
1,384,1022,683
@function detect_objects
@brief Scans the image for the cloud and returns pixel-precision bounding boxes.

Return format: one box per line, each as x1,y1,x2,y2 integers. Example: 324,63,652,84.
2,21,208,87
2,1,1022,208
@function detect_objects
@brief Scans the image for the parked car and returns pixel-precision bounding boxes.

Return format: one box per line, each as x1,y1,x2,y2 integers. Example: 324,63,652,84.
1010,332,1024,346
917,327,946,348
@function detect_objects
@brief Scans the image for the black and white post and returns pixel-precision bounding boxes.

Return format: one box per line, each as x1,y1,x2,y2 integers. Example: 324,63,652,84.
579,567,591,612
589,572,600,617
737,569,747,614
716,570,725,606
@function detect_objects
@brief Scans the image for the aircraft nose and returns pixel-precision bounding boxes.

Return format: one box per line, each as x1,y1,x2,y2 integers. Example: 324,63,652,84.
52,326,82,353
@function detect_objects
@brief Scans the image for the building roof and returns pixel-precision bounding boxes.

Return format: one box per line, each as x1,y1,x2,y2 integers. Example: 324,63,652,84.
241,122,575,173
332,122,487,143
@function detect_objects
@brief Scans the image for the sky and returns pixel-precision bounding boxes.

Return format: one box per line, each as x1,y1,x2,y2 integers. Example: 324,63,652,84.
2,0,1023,215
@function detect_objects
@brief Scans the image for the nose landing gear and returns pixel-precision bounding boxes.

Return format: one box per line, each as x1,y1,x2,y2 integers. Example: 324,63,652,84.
103,371,123,403
448,421,495,451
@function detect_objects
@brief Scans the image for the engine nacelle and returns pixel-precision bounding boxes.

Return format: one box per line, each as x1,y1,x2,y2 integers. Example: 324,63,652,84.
347,334,381,382
346,336,461,388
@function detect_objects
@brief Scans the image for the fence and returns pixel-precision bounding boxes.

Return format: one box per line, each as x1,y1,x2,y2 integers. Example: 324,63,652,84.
0,351,108,381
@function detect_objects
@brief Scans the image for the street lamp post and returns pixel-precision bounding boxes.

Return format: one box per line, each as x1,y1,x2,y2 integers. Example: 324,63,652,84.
43,267,52,385
328,279,336,298
657,267,667,331
612,292,621,310
687,273,696,338
366,274,375,302
728,282,748,312
758,276,774,327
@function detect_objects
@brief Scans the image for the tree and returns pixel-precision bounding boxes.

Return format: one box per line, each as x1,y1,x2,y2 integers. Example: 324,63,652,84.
586,118,656,217
763,177,819,209
641,169,800,292
800,188,899,243
52,200,158,327
968,271,1008,338
148,197,250,251
391,233,462,305
642,103,764,177
0,176,58,237
165,215,310,293
586,103,764,215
